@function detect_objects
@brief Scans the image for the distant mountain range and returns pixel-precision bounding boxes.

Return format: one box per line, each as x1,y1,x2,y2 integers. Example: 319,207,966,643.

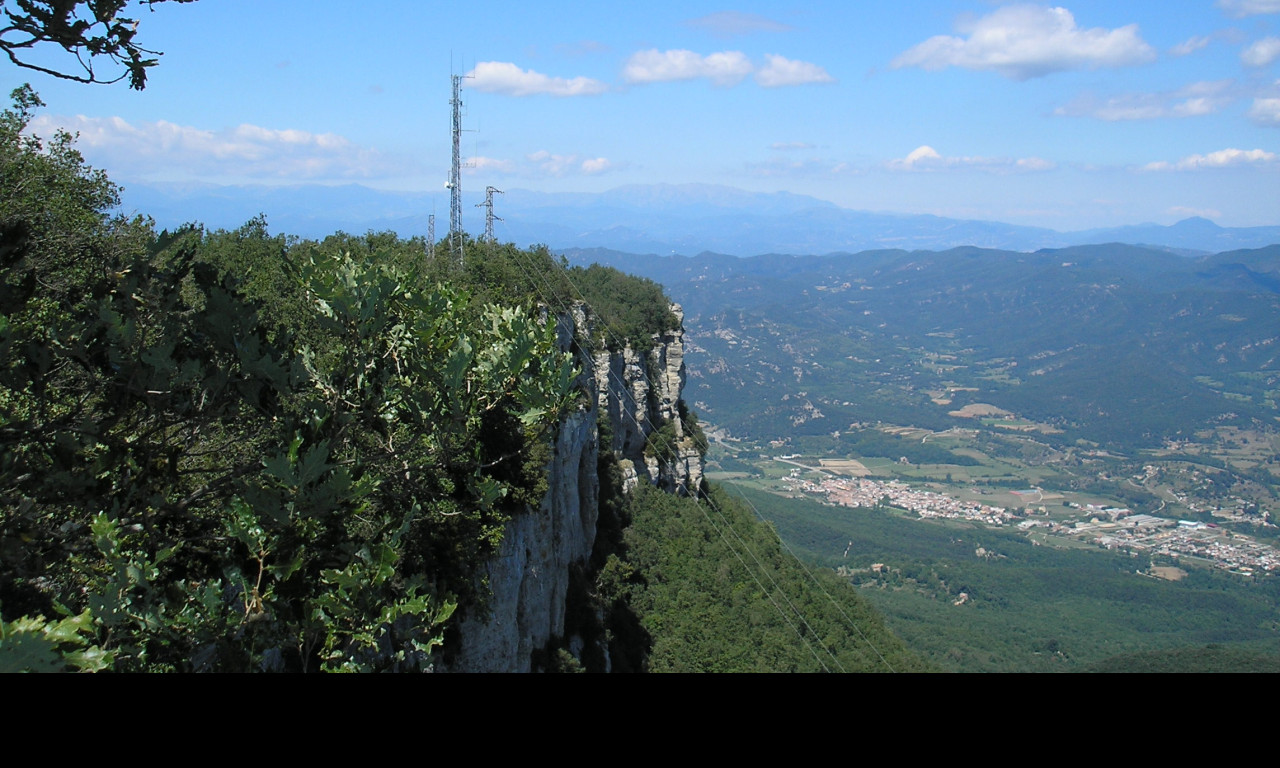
118,181,1280,255
559,243,1280,446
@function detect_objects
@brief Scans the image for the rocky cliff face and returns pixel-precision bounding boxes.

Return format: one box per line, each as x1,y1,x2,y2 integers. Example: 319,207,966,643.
443,302,703,672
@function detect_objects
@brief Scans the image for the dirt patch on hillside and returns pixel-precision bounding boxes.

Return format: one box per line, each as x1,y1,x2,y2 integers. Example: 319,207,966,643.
1151,566,1188,581
949,403,1013,419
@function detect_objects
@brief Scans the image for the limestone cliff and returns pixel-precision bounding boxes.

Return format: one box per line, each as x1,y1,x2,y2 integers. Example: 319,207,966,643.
443,301,703,672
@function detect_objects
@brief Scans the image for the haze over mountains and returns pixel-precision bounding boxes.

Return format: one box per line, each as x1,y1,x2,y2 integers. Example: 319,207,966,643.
121,182,1280,256
563,242,1280,449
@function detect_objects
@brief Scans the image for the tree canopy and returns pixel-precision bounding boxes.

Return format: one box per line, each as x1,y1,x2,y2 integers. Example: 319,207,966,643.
1,1,196,89
0,88,579,671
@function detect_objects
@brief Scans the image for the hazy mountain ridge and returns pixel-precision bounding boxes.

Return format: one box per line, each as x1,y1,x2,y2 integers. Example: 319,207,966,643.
561,243,1280,447
119,181,1280,254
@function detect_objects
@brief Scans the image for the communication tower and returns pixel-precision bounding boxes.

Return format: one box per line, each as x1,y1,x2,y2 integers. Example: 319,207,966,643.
476,186,503,243
447,72,474,264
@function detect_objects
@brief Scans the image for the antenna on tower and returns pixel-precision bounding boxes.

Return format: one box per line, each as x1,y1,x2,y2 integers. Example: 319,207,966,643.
426,212,436,260
476,186,503,243
447,70,474,266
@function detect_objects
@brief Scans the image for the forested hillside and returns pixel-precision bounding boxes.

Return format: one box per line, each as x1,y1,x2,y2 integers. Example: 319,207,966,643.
0,86,917,672
598,485,925,672
567,245,1280,449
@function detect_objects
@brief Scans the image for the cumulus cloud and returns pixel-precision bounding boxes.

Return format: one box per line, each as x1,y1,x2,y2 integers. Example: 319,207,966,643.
887,144,1055,172
1054,80,1236,120
1242,37,1280,67
1170,36,1211,56
464,150,618,178
29,114,403,182
1143,148,1277,171
467,61,608,96
891,145,945,169
1248,97,1280,125
526,150,616,176
755,54,836,87
622,49,753,86
1218,0,1280,17
622,49,833,88
891,5,1156,80
685,11,793,38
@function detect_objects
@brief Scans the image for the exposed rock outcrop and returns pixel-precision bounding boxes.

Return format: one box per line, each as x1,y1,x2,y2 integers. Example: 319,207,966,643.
443,302,703,672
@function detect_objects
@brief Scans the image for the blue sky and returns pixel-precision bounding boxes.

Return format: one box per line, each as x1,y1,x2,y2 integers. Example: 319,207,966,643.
5,0,1280,230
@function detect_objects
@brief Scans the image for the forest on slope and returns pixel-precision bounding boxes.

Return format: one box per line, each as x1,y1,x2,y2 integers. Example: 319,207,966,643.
567,245,1280,450
0,86,919,672
594,485,925,672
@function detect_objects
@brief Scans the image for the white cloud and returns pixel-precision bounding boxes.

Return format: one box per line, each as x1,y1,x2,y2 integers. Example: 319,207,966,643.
1218,0,1280,17
1054,80,1236,121
622,49,833,89
1248,97,1280,125
29,114,402,182
1143,148,1277,171
1015,157,1056,171
467,61,608,97
755,54,836,87
622,49,753,86
887,144,1055,173
463,152,614,177
525,150,616,177
468,156,517,174
891,5,1156,80
769,142,817,150
1170,36,1211,56
892,145,944,169
1242,37,1280,67
685,11,792,38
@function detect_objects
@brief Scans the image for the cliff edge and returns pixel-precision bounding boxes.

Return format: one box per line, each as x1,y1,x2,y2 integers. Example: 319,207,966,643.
443,301,704,672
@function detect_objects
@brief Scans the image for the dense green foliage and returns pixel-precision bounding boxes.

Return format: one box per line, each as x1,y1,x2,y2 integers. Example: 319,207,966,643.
733,484,1280,672
0,86,801,673
0,89,583,671
567,264,679,351
597,484,928,672
1084,645,1280,673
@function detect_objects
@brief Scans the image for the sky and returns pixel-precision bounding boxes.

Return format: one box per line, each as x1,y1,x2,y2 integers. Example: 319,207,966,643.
4,0,1280,231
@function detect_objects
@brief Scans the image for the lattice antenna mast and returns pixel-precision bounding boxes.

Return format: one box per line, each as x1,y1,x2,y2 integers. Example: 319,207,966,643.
426,212,436,260
447,72,474,265
476,186,503,243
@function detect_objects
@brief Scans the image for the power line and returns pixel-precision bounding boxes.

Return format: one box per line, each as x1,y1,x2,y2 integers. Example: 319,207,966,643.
726,483,898,672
